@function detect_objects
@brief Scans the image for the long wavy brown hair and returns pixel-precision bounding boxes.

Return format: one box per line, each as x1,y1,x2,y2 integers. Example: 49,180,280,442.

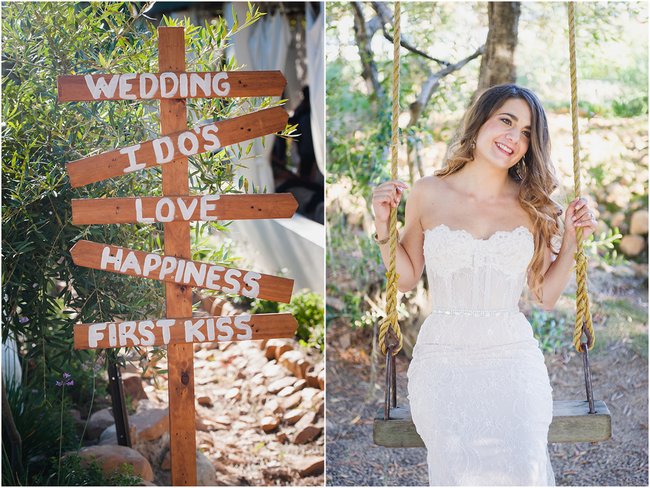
435,84,562,298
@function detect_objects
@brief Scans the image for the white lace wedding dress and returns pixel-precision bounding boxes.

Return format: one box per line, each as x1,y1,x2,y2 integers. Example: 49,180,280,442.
407,224,555,486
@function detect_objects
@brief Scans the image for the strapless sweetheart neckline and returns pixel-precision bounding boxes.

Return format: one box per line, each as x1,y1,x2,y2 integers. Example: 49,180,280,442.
423,223,533,242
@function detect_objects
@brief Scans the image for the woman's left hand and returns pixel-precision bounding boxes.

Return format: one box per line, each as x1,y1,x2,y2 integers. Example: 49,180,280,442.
564,197,598,246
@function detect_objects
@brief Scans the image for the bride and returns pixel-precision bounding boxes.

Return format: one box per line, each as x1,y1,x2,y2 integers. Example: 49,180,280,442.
371,84,598,485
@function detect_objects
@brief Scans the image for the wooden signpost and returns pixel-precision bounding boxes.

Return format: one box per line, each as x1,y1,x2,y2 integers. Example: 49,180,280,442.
59,27,299,485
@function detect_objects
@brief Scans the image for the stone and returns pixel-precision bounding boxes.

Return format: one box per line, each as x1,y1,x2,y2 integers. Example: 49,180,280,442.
261,416,280,433
620,234,646,256
264,339,291,360
214,415,231,426
121,373,148,405
129,407,168,442
263,399,283,415
294,456,324,477
280,392,302,411
196,450,218,486
295,411,317,430
318,369,325,390
98,423,137,445
630,210,649,235
277,386,296,397
284,409,306,425
293,378,307,391
305,367,320,389
225,387,241,400
610,212,626,231
77,445,153,481
278,350,303,375
261,361,284,378
276,432,289,444
301,387,320,403
197,396,213,407
267,376,295,394
161,450,171,471
86,408,114,440
292,425,322,445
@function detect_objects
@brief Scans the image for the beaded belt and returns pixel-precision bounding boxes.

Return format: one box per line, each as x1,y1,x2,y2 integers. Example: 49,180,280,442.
429,307,520,317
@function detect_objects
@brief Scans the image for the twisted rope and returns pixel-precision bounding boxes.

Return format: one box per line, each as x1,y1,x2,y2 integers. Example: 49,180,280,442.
379,1,403,356
568,2,595,352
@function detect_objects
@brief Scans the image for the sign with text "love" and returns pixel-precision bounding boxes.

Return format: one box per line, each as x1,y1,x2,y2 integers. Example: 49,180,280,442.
71,194,298,225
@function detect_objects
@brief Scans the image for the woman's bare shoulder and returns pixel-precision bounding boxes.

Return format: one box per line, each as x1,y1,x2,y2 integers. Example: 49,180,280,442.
412,175,448,193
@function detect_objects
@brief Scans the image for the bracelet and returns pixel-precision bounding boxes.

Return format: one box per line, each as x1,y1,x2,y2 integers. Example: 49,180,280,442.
373,232,390,245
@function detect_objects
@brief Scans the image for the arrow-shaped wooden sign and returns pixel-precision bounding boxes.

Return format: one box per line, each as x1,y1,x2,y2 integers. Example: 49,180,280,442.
66,106,288,187
58,71,286,102
73,313,297,350
71,193,298,225
70,240,293,303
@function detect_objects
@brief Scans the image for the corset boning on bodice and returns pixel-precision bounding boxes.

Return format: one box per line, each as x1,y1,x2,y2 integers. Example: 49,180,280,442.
415,223,538,349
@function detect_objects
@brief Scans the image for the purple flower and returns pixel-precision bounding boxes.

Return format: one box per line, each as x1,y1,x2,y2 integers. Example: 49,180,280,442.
18,317,29,324
56,373,74,388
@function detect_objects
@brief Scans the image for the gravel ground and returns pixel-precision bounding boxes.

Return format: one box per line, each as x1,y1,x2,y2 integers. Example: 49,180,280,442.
326,320,648,486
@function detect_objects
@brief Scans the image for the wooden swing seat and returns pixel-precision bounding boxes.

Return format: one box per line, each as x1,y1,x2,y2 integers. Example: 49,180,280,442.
373,400,611,447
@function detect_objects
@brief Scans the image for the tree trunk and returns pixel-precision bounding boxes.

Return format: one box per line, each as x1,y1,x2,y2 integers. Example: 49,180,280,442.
476,2,521,93
351,2,385,101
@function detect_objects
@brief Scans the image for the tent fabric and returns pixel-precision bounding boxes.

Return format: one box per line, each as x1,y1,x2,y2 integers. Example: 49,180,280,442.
306,4,325,174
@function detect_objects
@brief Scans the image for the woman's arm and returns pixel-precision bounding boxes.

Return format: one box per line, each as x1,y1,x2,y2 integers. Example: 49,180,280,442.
372,179,426,292
533,197,597,310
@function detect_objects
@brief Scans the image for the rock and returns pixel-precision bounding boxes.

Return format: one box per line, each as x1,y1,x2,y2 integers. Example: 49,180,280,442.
261,361,284,378
305,367,320,389
339,332,352,349
318,369,325,390
214,415,231,426
263,399,283,415
261,416,280,433
121,373,148,405
294,456,324,477
295,411,317,429
280,392,302,411
610,212,626,231
278,350,303,376
267,376,295,394
620,234,646,257
264,339,292,360
251,385,268,398
277,386,296,397
301,388,320,403
292,425,322,445
196,450,218,486
197,396,213,407
225,387,241,400
630,210,649,235
98,423,137,445
77,445,153,481
293,379,307,391
161,450,171,471
86,408,114,440
130,408,168,442
276,432,289,444
284,409,306,425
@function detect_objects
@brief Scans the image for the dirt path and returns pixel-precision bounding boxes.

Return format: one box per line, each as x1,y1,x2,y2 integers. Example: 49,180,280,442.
326,320,648,486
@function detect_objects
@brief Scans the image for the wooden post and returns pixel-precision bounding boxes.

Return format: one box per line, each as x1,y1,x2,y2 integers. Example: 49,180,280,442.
158,27,197,485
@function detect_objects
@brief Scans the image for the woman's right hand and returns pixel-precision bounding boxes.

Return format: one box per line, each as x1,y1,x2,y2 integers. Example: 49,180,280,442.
372,180,408,224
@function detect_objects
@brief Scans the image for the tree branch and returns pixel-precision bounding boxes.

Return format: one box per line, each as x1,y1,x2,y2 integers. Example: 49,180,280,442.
409,45,485,127
351,2,385,101
370,2,450,67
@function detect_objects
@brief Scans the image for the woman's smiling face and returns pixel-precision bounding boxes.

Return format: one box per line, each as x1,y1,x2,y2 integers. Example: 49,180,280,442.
473,97,532,170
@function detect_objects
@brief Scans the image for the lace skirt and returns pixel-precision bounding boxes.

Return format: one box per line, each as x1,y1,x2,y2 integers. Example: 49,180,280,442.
407,311,555,486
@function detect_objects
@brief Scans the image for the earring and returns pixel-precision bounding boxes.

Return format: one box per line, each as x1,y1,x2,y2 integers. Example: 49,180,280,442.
470,139,476,150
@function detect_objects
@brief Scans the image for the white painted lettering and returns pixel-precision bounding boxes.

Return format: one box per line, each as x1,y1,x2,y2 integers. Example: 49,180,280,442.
142,254,162,277
184,319,205,342
120,251,142,275
178,132,199,156
234,314,252,340
152,137,175,164
179,73,188,98
183,261,207,286
205,265,225,290
88,323,107,348
156,319,175,345
108,322,117,347
155,197,174,222
139,321,155,346
160,72,179,98
118,321,139,346
100,247,123,271
159,256,177,279
200,194,220,221
140,73,158,99
120,144,146,173
206,318,216,341
174,259,186,283
221,268,241,294
177,198,198,220
242,271,261,298
212,72,230,96
216,317,233,341
135,198,155,224
189,72,210,97
201,124,220,151
118,73,137,100
85,74,119,99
